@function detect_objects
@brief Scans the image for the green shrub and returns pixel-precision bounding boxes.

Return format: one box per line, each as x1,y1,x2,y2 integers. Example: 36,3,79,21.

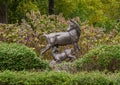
0,70,119,85
0,70,71,85
71,72,115,85
74,45,120,72
15,0,39,23
116,73,120,85
0,43,50,71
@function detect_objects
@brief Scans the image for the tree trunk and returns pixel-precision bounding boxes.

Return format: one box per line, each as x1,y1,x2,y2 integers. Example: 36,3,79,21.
5,4,8,23
49,0,54,15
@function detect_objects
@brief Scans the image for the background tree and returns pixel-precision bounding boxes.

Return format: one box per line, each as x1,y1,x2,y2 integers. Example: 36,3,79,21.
0,0,13,23
54,0,76,18
35,0,48,14
0,0,119,31
49,0,54,15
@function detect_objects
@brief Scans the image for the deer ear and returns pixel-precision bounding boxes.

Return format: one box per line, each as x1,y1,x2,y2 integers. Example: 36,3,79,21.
70,19,76,24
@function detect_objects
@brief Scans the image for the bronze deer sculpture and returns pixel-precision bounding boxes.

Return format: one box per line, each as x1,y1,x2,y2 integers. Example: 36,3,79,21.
41,20,81,55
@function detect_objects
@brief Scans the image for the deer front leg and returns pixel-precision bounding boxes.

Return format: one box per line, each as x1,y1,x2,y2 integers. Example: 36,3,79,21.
67,54,76,62
41,44,51,55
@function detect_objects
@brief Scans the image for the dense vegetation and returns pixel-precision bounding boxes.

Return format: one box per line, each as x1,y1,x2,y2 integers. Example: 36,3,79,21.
0,12,120,84
0,0,120,30
74,45,120,72
0,11,120,59
0,0,120,84
0,70,120,85
0,42,50,71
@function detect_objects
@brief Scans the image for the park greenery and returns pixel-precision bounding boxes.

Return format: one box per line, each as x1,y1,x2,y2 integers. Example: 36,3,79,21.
0,0,120,30
0,43,50,71
0,0,120,85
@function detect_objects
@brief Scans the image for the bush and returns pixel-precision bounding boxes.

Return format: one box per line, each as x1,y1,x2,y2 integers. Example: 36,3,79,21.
71,72,115,85
74,45,120,72
15,0,39,23
0,70,71,85
116,73,120,84
0,43,50,71
0,70,119,85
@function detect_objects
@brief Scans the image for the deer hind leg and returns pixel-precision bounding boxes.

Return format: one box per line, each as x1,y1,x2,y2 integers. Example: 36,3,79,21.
73,43,80,52
41,37,57,55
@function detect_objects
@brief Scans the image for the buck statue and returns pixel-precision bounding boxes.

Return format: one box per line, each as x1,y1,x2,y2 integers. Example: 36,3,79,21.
41,19,81,57
41,20,81,62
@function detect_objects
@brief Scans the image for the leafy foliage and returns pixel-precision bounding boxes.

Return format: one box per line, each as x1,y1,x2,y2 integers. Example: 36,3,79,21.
71,71,116,85
0,70,71,85
0,70,119,85
0,1,120,83
0,11,68,59
70,0,120,30
74,45,120,72
79,24,120,56
54,0,76,18
15,0,39,23
0,12,120,60
0,42,50,71
1,0,119,30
